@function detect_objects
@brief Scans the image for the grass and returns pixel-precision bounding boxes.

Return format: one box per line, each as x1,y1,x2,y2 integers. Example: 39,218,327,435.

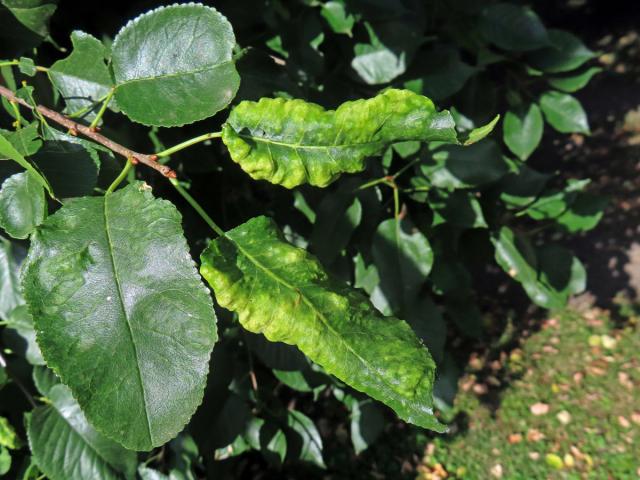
418,306,640,479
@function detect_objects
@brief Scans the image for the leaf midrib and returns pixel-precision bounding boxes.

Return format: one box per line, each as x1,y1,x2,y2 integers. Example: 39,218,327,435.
102,194,153,445
229,235,418,406
236,132,386,152
114,59,234,88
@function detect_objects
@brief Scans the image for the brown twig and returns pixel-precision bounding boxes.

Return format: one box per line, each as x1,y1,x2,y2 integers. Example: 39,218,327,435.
0,84,176,178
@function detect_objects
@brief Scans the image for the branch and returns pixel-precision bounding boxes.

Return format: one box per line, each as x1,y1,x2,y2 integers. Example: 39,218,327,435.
0,84,176,178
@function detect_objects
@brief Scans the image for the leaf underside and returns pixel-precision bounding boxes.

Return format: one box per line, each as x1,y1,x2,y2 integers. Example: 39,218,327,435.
201,216,445,432
222,89,457,188
22,182,217,450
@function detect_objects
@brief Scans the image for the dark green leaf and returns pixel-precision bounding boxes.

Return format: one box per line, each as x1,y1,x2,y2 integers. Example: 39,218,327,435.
372,218,433,313
310,194,361,265
421,140,509,189
18,56,36,76
27,384,137,480
286,410,325,468
548,67,602,93
112,4,239,127
498,164,551,208
430,190,487,229
4,305,45,365
492,227,585,309
222,89,457,188
503,104,544,161
539,91,590,134
0,237,23,320
48,31,115,119
480,3,549,52
23,182,217,450
527,29,596,73
350,400,384,454
31,140,99,199
352,23,406,84
32,365,59,397
404,46,476,101
0,172,45,239
201,216,444,432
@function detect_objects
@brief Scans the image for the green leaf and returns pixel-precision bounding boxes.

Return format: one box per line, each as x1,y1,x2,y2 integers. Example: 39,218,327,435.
527,29,596,73
286,410,325,468
480,3,549,52
0,417,18,449
503,104,544,161
111,4,239,127
404,46,476,101
352,22,406,85
31,140,100,199
0,122,42,156
548,67,602,93
372,218,433,314
0,237,23,320
27,384,137,480
200,216,444,432
0,132,52,197
430,190,487,229
18,56,36,76
320,1,356,36
498,164,551,209
0,446,9,476
492,227,585,309
222,89,457,188
350,400,384,454
539,91,590,134
33,365,59,397
48,31,115,119
4,305,45,365
22,182,217,450
1,0,56,39
421,140,509,189
464,114,500,145
0,172,45,239
310,194,362,265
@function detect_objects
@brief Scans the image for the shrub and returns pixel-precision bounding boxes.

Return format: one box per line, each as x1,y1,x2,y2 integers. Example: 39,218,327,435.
0,1,605,477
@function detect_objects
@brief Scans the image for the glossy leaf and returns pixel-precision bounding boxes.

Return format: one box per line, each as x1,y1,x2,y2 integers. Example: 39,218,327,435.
548,67,602,93
22,182,217,450
4,305,45,365
0,0,56,55
286,410,325,468
48,31,114,118
201,216,444,432
372,218,433,314
0,172,45,239
0,132,52,197
222,89,457,188
539,91,590,134
503,104,544,161
112,4,239,127
27,384,137,480
421,140,509,189
492,227,585,309
0,122,42,156
480,3,549,52
0,237,23,320
498,164,551,209
350,400,384,454
352,23,406,84
464,114,500,145
527,29,596,73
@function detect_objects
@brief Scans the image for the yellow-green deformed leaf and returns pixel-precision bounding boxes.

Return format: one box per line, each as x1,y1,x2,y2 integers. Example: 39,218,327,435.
200,216,445,432
222,89,457,188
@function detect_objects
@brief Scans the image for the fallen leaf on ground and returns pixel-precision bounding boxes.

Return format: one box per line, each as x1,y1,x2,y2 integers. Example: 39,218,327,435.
530,403,550,415
557,410,571,425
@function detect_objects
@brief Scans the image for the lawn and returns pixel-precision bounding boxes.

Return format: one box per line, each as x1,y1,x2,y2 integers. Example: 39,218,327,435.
419,305,640,479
